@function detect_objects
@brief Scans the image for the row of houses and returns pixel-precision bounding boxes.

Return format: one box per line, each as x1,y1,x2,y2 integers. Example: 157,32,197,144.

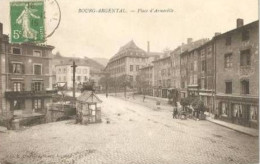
0,22,104,125
0,23,56,123
105,19,259,128
53,55,104,90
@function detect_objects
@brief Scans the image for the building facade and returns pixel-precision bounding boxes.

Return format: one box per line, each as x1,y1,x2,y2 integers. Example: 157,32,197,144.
138,65,154,96
214,19,259,128
0,33,56,122
153,55,172,98
105,40,153,88
55,64,90,88
197,41,215,114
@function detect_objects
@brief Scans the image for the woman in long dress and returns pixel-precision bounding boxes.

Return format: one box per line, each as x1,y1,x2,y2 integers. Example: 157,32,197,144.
16,4,40,40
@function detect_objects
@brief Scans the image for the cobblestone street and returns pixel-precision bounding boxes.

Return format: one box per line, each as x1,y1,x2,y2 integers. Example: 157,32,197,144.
0,95,258,164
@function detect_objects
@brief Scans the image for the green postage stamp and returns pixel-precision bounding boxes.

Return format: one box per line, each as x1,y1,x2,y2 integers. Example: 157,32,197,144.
10,1,45,43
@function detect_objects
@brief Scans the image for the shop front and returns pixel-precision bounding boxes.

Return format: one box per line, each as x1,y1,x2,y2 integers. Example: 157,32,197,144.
216,95,258,129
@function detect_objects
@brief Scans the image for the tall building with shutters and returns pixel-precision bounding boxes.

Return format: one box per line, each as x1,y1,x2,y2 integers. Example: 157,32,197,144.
0,22,56,121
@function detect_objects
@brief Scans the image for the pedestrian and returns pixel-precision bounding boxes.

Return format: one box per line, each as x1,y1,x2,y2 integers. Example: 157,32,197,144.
143,95,146,102
106,93,108,98
173,107,178,119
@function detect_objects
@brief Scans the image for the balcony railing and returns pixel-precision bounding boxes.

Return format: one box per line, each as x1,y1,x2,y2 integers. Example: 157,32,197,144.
5,90,57,99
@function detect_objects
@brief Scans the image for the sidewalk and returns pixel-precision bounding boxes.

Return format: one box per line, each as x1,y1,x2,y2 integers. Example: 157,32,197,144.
206,117,259,137
108,93,259,137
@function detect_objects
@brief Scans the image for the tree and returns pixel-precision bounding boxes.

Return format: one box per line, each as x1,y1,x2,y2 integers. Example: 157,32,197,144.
81,81,95,92
117,75,132,98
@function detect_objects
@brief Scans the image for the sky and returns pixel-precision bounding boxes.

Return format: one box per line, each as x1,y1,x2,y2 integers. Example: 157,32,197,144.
0,0,258,59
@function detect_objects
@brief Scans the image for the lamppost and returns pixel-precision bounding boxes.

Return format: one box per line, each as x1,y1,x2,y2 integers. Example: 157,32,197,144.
71,61,77,99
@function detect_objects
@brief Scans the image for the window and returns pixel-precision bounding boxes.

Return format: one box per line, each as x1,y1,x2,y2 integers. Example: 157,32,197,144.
130,65,133,72
224,53,232,68
250,106,258,121
63,76,66,81
77,76,81,81
32,82,43,91
181,82,185,88
13,99,25,110
241,80,249,94
242,30,249,41
194,61,197,71
240,49,251,66
225,81,232,94
129,75,133,82
13,82,23,91
136,65,139,71
201,78,205,89
221,102,228,116
63,68,67,73
202,60,206,71
34,64,42,75
225,36,231,46
232,104,240,117
12,63,23,74
33,99,42,109
12,47,21,55
33,50,42,57
194,75,197,84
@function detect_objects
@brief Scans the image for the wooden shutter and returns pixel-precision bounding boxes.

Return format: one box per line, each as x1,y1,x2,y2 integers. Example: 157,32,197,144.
42,82,45,91
22,64,25,74
41,99,44,109
32,99,35,109
22,83,25,91
9,62,13,73
31,82,35,91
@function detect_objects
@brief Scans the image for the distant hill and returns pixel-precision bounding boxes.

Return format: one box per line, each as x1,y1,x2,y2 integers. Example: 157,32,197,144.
91,57,109,67
53,54,105,73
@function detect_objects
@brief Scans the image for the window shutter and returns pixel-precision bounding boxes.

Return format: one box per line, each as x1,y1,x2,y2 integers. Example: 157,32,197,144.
22,64,25,74
42,82,45,91
41,99,44,109
22,83,25,91
9,63,13,73
32,99,34,109
31,82,35,91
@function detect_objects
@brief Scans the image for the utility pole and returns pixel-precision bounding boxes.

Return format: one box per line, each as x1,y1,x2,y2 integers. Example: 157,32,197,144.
71,61,77,98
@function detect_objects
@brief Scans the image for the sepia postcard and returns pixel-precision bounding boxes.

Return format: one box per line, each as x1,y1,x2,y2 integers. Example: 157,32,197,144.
0,0,259,163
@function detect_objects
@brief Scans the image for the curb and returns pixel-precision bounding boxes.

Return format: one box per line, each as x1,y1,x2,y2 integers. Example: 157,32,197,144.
206,118,258,137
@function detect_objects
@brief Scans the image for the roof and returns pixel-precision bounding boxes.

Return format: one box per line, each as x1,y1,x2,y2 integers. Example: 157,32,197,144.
109,40,147,61
214,20,258,40
152,55,171,63
77,91,102,104
147,52,163,57
170,38,209,56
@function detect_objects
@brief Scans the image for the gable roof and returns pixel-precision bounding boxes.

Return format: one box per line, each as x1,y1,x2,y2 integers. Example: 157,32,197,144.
77,91,102,104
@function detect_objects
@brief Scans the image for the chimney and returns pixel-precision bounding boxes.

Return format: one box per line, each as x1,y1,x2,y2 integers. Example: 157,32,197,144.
237,18,244,28
215,32,221,36
147,41,150,53
187,38,193,44
0,23,3,38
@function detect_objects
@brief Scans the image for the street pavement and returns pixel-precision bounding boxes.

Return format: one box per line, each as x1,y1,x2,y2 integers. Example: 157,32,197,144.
0,94,258,164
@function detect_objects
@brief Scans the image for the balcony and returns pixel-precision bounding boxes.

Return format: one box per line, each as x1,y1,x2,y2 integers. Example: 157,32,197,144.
5,90,57,99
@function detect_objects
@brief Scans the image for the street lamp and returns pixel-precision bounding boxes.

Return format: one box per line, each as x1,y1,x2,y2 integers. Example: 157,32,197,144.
71,61,77,99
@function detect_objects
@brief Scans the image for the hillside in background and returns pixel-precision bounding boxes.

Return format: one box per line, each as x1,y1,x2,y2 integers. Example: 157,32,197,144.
91,57,109,67
53,53,105,73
